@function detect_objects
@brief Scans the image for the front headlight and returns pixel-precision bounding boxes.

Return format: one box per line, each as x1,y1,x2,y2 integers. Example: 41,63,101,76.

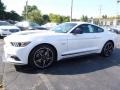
10,42,31,47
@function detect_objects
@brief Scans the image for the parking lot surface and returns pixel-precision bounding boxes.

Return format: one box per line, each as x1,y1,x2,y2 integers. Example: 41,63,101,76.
0,39,4,88
0,36,120,90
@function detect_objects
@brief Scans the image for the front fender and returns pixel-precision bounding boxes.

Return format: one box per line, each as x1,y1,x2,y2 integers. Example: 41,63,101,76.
28,38,68,60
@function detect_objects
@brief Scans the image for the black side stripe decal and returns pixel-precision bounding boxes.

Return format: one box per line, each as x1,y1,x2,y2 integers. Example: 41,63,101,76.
62,49,99,56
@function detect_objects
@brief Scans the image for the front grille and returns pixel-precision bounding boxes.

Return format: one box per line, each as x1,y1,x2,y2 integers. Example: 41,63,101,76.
9,29,19,33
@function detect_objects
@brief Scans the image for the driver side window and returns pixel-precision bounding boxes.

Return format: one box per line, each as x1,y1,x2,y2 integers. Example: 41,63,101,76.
72,24,90,34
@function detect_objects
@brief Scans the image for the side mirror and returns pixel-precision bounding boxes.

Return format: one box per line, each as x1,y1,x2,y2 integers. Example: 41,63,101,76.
72,28,83,34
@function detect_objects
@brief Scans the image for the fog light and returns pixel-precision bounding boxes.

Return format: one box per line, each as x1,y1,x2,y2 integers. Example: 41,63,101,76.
11,56,21,61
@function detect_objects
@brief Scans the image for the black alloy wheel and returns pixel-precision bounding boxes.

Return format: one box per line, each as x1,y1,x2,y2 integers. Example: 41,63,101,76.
29,44,57,69
101,42,114,57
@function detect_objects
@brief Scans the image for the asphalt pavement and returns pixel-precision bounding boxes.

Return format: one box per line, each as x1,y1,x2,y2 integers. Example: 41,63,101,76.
0,36,120,90
0,39,4,89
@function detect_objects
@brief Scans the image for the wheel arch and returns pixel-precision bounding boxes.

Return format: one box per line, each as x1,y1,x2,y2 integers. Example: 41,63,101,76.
100,40,115,57
28,43,58,62
100,40,114,53
105,40,114,48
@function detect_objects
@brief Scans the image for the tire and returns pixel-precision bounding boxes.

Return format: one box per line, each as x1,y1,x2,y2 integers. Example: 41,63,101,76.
28,44,57,69
101,41,114,57
0,36,3,39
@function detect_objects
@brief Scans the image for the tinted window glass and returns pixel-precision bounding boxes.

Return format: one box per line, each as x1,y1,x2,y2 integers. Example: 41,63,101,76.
30,22,40,27
76,24,90,33
72,24,104,34
91,25,104,33
98,27,104,32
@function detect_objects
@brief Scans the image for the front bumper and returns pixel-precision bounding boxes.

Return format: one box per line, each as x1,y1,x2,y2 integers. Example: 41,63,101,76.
0,31,11,36
0,33,11,37
3,44,31,65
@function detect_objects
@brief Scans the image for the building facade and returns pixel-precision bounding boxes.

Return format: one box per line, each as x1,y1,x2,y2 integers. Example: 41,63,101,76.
89,18,120,26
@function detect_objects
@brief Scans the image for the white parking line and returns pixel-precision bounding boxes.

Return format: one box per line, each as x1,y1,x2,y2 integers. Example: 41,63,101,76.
38,73,55,90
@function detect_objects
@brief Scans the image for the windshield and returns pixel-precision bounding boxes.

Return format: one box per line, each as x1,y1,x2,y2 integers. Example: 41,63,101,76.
30,22,40,27
0,21,11,26
52,23,77,33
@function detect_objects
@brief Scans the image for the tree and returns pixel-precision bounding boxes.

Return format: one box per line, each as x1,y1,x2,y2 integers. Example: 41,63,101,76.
5,11,22,21
62,16,70,22
0,1,6,19
49,13,62,23
0,1,5,11
49,13,69,23
42,14,50,24
22,5,43,24
80,15,88,22
22,5,70,24
102,15,107,19
0,1,22,21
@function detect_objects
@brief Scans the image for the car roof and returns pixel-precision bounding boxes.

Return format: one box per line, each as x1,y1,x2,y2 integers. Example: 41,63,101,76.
65,22,101,27
65,22,92,25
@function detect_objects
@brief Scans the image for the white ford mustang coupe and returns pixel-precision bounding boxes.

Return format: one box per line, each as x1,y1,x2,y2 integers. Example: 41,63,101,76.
3,22,117,69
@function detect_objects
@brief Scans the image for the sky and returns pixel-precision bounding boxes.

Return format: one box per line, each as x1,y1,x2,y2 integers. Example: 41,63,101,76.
2,0,120,19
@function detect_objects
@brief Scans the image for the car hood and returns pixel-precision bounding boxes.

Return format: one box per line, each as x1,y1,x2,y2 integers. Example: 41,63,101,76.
0,25,19,29
4,30,67,42
14,30,57,36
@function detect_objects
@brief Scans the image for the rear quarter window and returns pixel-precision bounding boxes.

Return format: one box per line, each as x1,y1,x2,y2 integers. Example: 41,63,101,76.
92,25,104,33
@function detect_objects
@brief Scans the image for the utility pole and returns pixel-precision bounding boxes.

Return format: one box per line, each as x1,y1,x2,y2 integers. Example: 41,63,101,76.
117,0,120,17
70,0,73,22
99,5,102,25
25,0,28,20
116,0,120,26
